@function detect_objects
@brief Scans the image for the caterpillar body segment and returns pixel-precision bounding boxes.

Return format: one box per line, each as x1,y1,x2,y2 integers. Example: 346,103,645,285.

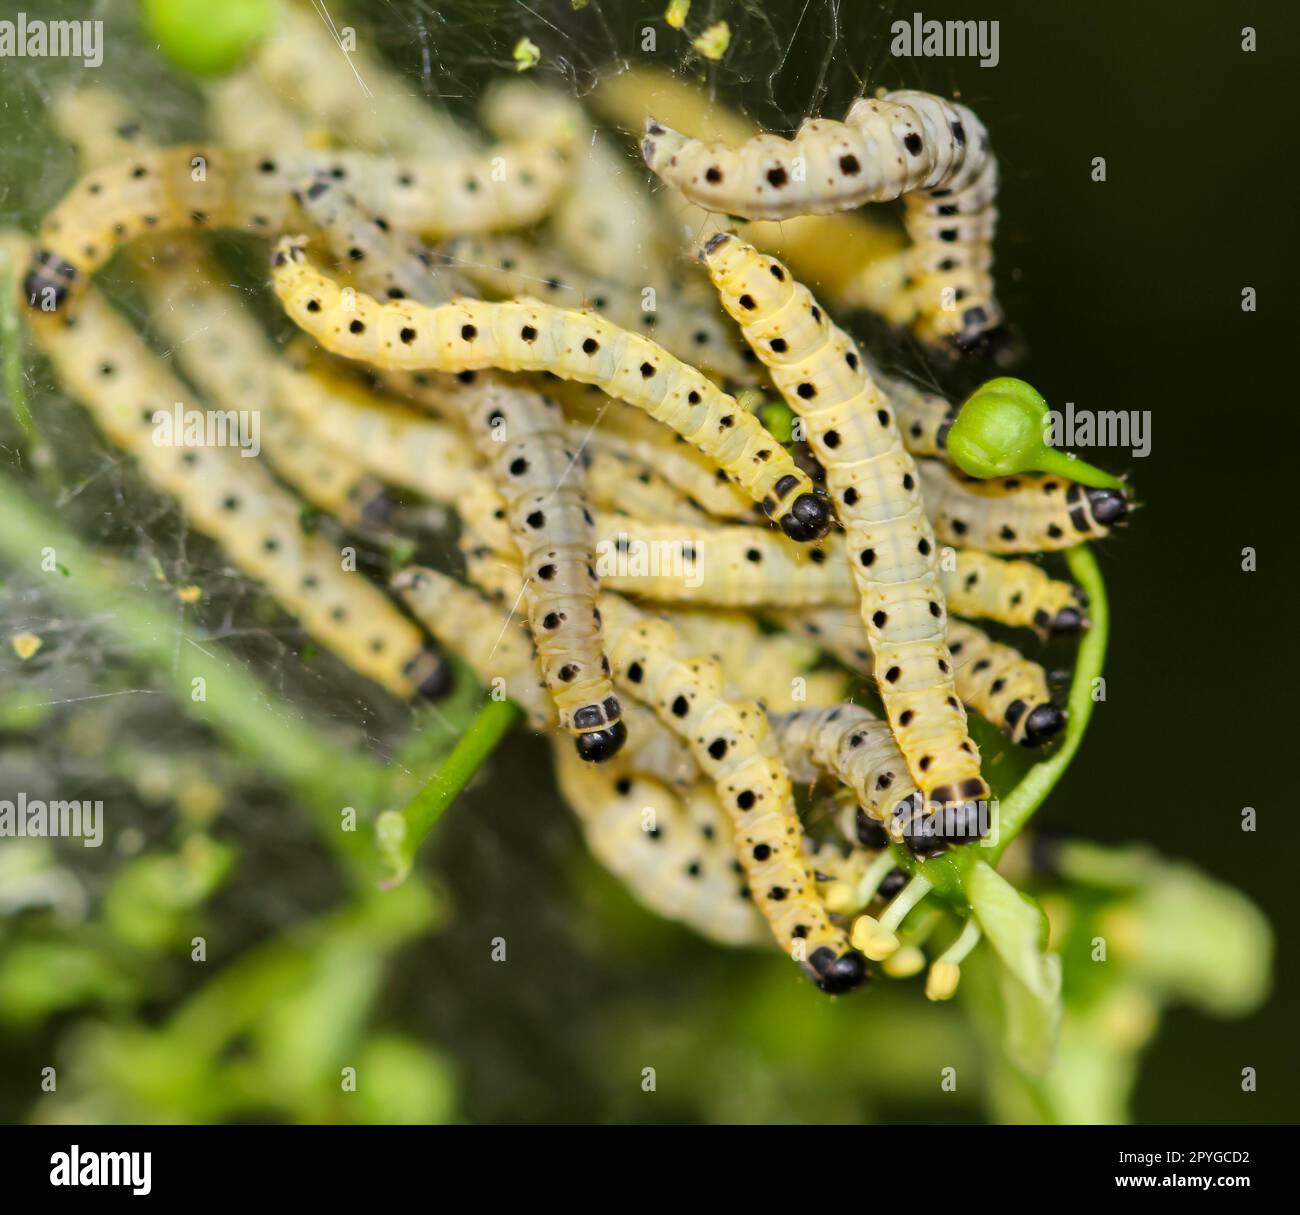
445,234,755,383
944,550,1086,637
50,86,148,169
664,609,850,711
553,746,768,946
771,705,920,842
599,594,866,992
870,363,956,460
917,461,1129,553
253,2,479,160
945,621,1064,747
580,446,714,527
791,608,1065,749
26,285,447,702
292,171,465,306
643,90,1000,351
702,234,986,813
448,380,623,760
269,237,832,542
207,67,312,154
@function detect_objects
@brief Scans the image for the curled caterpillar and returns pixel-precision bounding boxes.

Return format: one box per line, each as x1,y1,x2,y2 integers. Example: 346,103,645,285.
24,140,571,312
770,705,922,844
24,276,448,703
663,609,850,711
598,593,865,992
270,236,832,542
702,233,986,814
792,608,1065,749
443,234,755,383
918,460,1129,554
644,90,1000,351
553,746,768,946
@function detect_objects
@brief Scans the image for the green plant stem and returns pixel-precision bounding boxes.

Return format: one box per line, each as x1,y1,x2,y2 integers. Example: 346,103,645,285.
898,543,1110,905
377,698,520,884
1,260,36,447
0,471,387,865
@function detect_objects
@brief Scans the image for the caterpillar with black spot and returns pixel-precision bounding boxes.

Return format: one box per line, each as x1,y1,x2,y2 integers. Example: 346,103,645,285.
770,705,920,842
270,237,832,542
444,234,755,383
553,746,768,946
791,608,1065,749
273,351,622,758
643,90,1000,351
45,88,394,533
598,593,865,992
393,566,696,785
24,138,572,312
918,460,1129,554
701,233,986,814
21,270,448,703
663,609,850,711
293,171,466,305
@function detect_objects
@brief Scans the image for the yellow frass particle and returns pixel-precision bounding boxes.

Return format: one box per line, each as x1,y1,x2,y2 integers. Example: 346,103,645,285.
692,21,730,60
665,0,690,31
176,584,202,604
513,37,541,72
11,632,42,660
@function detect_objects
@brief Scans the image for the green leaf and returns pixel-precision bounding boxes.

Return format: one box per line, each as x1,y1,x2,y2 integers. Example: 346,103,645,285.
968,860,1062,1076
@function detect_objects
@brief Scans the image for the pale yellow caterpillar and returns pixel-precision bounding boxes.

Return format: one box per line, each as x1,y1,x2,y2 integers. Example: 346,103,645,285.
598,593,865,992
869,362,957,460
444,234,756,383
664,609,850,711
46,90,391,533
269,237,832,542
643,90,1000,350
770,705,922,842
24,140,571,311
393,567,695,785
791,608,1065,749
553,746,767,947
944,550,1086,637
251,2,478,160
24,279,448,703
292,171,465,305
701,233,986,814
917,461,1129,554
207,66,312,155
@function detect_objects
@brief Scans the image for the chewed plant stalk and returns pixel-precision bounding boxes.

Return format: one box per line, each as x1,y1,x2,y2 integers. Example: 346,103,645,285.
269,235,832,543
701,232,987,836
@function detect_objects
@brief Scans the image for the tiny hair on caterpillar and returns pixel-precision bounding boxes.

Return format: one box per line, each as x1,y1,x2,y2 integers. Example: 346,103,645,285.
269,235,833,543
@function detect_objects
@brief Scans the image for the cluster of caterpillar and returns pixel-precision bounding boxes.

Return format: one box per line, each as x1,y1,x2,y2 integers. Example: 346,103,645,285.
10,51,1134,1000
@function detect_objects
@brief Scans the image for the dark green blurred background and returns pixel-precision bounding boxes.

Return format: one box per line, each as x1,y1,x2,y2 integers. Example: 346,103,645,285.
0,0,1295,1124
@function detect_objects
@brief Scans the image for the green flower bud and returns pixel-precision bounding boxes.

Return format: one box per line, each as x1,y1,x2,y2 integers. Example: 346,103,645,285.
142,0,273,77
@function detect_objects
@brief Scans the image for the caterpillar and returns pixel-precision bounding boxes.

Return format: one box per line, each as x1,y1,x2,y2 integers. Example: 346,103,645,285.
45,89,393,533
869,362,956,460
598,593,865,992
140,252,392,531
23,139,572,312
553,746,768,946
443,234,756,383
292,171,466,306
917,460,1129,554
593,512,1083,634
791,608,1065,749
701,233,986,814
393,566,696,785
270,237,832,542
250,1,478,160
770,705,922,843
643,90,1000,351
23,276,448,703
207,66,312,155
663,609,850,711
